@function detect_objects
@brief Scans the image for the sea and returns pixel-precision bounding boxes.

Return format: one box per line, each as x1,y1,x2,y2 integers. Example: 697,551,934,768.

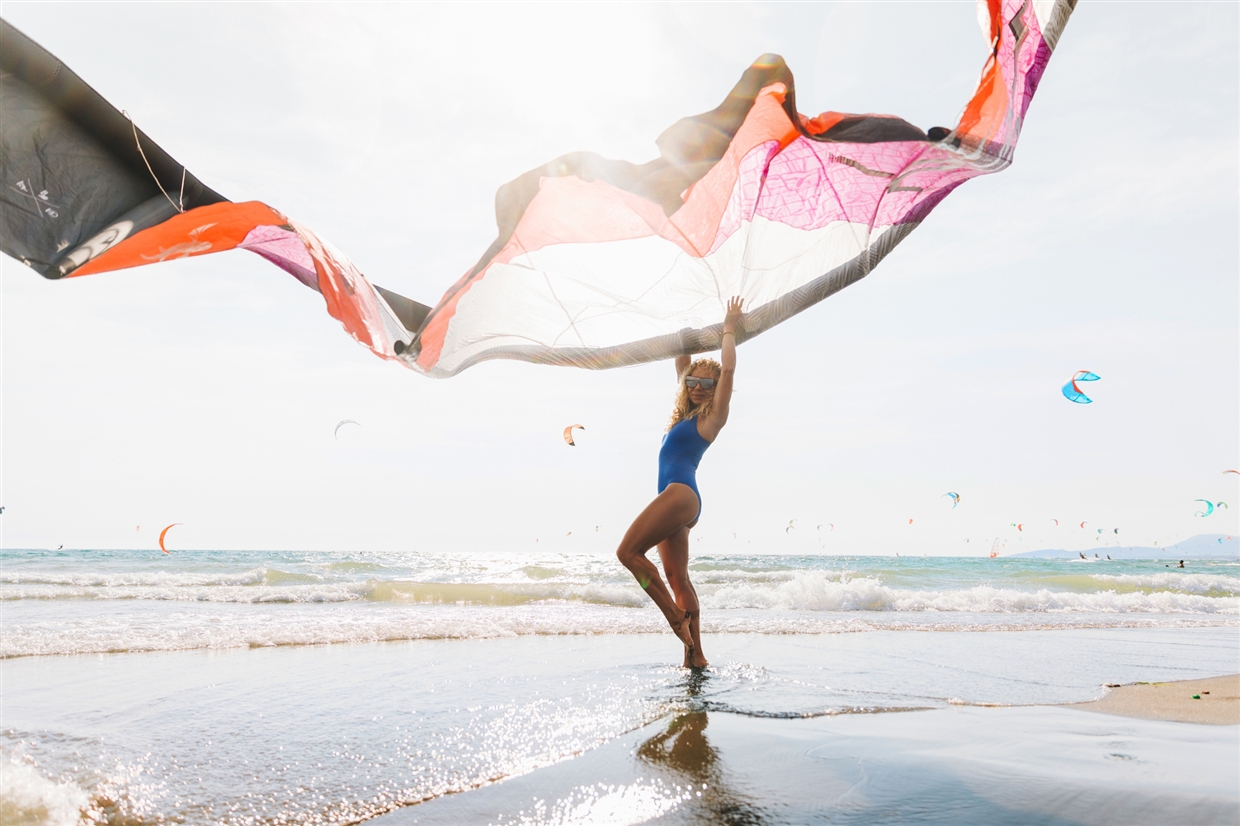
2,548,1238,825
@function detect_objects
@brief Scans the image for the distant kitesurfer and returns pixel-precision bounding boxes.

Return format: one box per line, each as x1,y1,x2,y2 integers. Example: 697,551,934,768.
616,297,743,669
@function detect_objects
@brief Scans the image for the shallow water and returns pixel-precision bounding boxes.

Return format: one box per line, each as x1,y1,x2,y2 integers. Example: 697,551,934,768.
2,549,1237,824
3,550,1235,657
3,628,1237,825
394,706,1240,826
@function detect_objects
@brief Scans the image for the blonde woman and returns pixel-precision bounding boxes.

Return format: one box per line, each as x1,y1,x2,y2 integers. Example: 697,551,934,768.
616,297,743,668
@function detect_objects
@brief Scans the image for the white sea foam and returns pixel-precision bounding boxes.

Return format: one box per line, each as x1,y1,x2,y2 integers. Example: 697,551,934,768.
1088,572,1240,596
4,551,1238,657
3,568,271,588
706,572,1240,614
2,601,1233,659
1,581,370,603
0,759,90,826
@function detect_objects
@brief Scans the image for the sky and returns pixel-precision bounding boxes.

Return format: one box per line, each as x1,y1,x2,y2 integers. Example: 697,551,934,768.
2,1,1237,556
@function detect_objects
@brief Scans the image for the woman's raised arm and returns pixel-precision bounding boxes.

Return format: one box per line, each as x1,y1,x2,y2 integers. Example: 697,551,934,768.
700,297,742,440
674,353,691,381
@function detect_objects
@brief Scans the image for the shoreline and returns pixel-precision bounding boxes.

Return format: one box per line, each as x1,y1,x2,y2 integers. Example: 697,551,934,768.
8,628,1237,825
377,673,1240,823
1065,673,1239,725
380,694,1240,825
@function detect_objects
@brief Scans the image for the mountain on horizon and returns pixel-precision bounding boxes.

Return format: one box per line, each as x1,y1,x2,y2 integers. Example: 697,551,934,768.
1007,534,1237,560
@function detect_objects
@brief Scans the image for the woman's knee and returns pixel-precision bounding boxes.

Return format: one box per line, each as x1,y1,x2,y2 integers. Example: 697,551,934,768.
616,543,644,566
664,570,686,592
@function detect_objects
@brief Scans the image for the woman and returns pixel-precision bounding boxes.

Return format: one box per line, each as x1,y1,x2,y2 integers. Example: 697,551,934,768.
616,297,743,668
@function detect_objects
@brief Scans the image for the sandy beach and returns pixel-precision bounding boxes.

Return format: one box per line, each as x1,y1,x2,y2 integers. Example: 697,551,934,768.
1069,674,1240,726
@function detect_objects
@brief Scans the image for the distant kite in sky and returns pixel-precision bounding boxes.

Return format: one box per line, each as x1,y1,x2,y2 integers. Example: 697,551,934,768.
158,523,181,554
1050,519,1059,526
334,419,361,439
563,424,585,446
1194,500,1215,517
0,4,1077,377
1224,470,1240,475
1218,502,1229,510
1062,371,1101,404
1080,521,1087,529
943,492,960,508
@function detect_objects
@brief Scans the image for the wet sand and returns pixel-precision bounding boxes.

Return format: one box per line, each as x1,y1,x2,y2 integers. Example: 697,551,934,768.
378,702,1239,826
1067,674,1240,725
7,628,1237,825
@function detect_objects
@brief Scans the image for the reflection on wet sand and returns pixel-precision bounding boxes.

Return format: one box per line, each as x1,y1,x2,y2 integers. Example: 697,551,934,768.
637,710,767,825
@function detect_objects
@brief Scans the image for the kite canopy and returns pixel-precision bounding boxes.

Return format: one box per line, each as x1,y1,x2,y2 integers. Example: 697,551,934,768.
1,0,1076,378
1062,370,1100,404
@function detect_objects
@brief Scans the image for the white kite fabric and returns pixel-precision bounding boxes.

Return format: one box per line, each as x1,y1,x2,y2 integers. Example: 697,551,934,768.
2,1,1075,379
404,0,1075,377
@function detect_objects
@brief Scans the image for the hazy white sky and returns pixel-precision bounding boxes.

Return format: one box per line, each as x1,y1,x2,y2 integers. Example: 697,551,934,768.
2,1,1237,555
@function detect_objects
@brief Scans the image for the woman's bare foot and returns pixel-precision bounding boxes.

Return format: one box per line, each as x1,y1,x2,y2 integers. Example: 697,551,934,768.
682,645,709,669
671,611,709,668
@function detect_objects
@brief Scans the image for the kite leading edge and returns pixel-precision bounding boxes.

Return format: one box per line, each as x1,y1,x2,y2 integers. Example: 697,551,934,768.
0,0,1075,378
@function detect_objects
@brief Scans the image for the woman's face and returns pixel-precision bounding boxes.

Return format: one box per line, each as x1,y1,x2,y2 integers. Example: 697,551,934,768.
686,366,716,406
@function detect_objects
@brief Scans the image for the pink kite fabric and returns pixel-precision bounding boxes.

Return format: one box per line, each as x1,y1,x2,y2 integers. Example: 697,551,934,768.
238,225,318,291
406,0,1076,377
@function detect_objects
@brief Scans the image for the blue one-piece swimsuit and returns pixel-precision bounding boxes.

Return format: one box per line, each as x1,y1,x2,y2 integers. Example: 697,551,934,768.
658,417,712,522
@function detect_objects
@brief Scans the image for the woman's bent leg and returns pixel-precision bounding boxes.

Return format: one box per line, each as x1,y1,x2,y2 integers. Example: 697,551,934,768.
658,529,708,668
616,484,699,648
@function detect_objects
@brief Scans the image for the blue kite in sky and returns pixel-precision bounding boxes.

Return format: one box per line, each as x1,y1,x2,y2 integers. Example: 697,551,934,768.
1062,371,1101,404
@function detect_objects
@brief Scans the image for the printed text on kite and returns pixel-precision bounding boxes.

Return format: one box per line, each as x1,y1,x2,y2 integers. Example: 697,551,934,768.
1062,371,1101,404
563,425,585,447
0,3,1078,377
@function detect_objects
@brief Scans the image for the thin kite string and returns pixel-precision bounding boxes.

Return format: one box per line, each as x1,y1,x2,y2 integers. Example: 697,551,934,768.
124,111,184,213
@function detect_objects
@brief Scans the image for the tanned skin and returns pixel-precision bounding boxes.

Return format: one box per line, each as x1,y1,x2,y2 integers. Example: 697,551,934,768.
616,297,742,668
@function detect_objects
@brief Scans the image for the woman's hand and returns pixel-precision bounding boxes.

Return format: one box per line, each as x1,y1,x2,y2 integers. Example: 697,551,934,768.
723,296,743,333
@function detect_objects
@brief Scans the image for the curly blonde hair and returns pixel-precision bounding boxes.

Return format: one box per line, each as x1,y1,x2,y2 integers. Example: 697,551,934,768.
667,358,723,431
